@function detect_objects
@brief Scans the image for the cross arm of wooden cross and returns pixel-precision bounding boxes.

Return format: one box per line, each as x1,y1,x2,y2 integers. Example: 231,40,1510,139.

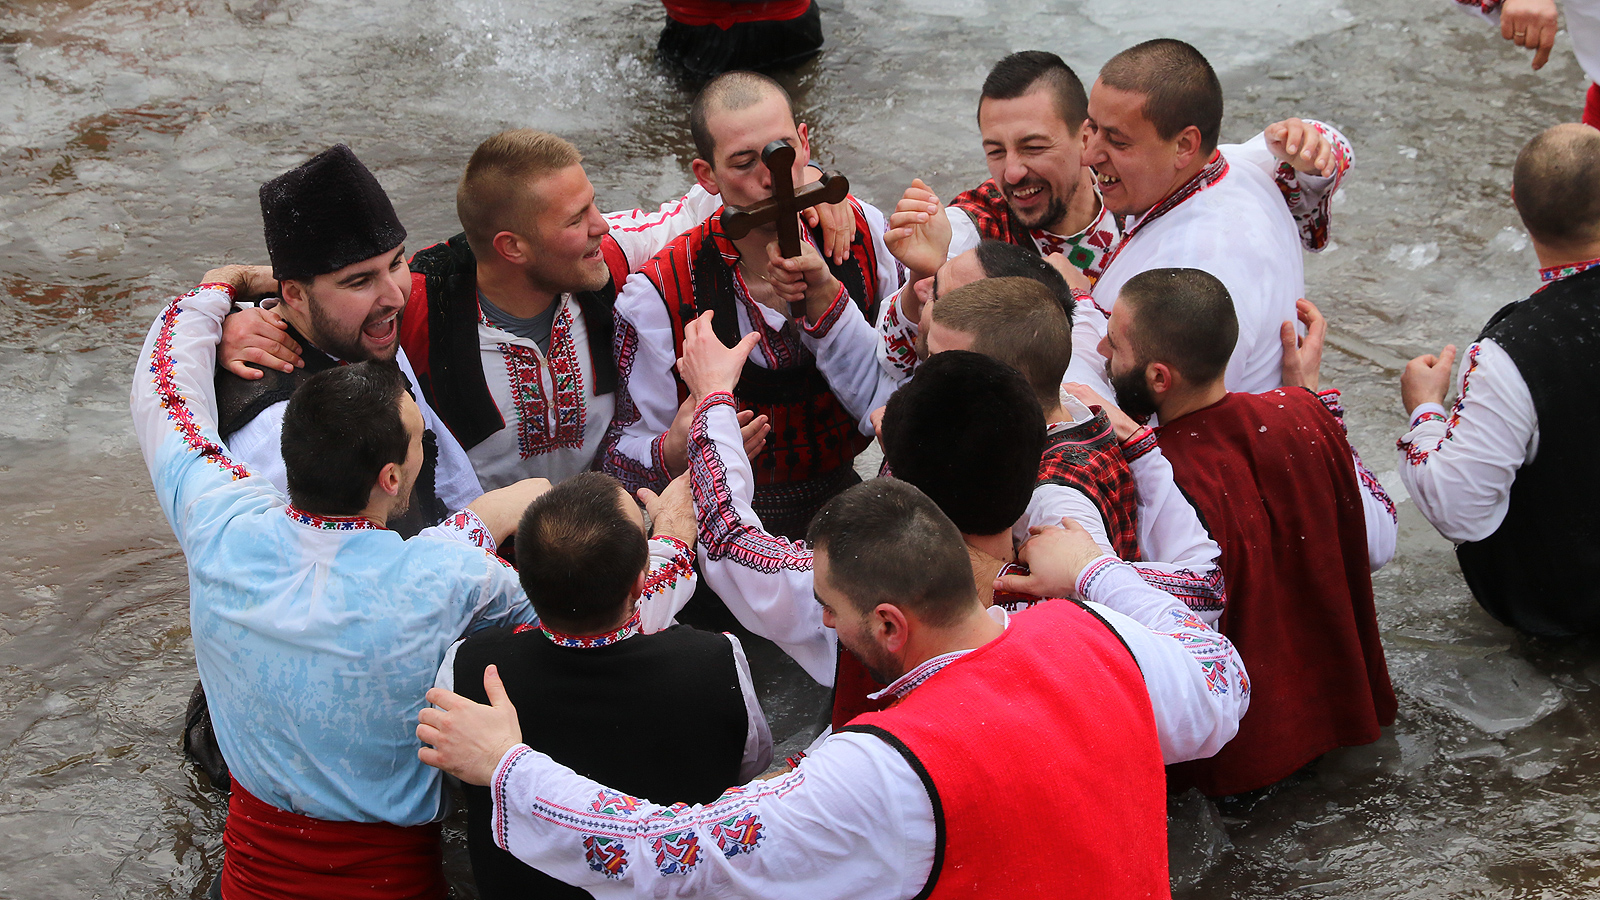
720,140,851,258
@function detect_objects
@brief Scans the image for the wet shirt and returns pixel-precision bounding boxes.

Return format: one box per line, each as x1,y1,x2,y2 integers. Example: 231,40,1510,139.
130,284,535,826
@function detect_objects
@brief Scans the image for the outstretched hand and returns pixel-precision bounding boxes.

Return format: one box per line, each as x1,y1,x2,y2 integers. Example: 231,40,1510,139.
1264,118,1338,177
993,518,1108,601
639,472,696,548
799,166,856,264
677,310,761,400
884,178,951,282
1279,298,1327,391
1062,382,1142,441
1401,344,1458,414
219,305,304,379
418,665,523,787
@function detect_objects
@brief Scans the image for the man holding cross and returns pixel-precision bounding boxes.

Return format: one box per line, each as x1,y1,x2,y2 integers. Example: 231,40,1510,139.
602,70,903,538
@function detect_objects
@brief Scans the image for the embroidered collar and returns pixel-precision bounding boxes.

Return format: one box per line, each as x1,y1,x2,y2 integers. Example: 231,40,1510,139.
1101,152,1230,276
535,609,642,649
284,506,383,531
1539,257,1600,283
869,606,1010,701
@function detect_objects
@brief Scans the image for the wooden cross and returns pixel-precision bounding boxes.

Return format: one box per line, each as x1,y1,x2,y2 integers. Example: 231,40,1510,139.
720,140,850,258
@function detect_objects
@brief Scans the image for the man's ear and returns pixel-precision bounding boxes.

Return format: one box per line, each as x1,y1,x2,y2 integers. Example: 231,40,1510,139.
1147,361,1178,397
795,122,812,167
279,277,313,315
376,460,404,499
491,231,529,266
873,603,911,655
691,158,720,196
628,569,647,603
1173,125,1204,170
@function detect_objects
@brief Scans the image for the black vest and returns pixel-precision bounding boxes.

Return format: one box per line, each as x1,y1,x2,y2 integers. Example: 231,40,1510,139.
1456,266,1600,636
407,234,620,451
453,624,749,900
213,324,448,538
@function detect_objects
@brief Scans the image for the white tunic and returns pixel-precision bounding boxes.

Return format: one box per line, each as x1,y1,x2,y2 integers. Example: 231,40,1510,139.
457,187,725,491
1091,123,1352,394
1397,338,1539,543
605,199,905,493
687,391,1250,763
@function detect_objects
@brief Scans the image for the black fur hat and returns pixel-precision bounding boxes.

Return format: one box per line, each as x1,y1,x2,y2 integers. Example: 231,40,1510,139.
259,144,407,281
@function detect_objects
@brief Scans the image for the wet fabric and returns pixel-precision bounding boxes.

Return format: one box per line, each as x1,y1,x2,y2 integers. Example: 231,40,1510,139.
1159,389,1395,797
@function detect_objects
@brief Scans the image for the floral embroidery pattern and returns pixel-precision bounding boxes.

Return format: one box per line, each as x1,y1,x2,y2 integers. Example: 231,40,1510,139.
442,509,495,550
540,610,642,649
1539,257,1600,283
601,318,670,494
644,537,695,598
497,302,586,460
1030,202,1119,279
647,805,702,876
284,506,382,531
1164,607,1239,696
583,835,629,879
879,293,919,380
152,293,252,481
1399,343,1481,466
1273,120,1353,252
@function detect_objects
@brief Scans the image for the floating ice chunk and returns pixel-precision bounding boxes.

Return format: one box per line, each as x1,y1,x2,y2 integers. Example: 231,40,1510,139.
1412,653,1567,736
1399,146,1419,159
1387,242,1440,270
1487,226,1530,255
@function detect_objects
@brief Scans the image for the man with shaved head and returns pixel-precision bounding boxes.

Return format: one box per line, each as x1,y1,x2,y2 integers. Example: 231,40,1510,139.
604,70,905,538
1399,123,1600,636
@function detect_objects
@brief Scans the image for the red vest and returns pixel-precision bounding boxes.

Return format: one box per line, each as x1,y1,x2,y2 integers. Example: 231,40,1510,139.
643,207,879,490
845,600,1169,900
1159,390,1396,796
221,781,447,900
661,0,811,28
1039,411,1141,562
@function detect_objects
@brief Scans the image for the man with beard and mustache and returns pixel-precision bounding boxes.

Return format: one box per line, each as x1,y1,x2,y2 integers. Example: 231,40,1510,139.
879,49,1348,394
1085,267,1397,798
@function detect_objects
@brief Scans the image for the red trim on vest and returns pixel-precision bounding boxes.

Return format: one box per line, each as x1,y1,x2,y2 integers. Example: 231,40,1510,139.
401,269,433,384
1160,390,1395,797
221,781,447,900
1586,82,1600,130
662,0,811,28
848,601,1167,899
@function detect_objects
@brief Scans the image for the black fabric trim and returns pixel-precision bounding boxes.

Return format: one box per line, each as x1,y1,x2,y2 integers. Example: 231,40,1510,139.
836,723,945,900
1070,598,1144,677
215,322,338,441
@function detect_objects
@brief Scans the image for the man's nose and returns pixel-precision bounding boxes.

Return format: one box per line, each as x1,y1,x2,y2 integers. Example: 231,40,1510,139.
384,267,410,308
1097,334,1112,361
1003,154,1029,185
589,206,610,238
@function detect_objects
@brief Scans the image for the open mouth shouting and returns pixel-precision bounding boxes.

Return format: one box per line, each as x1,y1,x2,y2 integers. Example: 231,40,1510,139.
362,309,400,346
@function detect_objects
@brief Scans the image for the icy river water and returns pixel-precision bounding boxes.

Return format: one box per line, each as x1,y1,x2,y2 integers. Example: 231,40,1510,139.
3,0,1600,896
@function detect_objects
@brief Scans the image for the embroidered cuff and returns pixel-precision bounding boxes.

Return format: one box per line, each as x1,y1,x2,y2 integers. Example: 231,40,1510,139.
195,281,238,299
1316,388,1345,421
801,282,851,339
1408,402,1448,430
1075,555,1125,600
440,508,497,552
1070,287,1093,304
491,744,535,851
695,390,738,414
644,537,696,596
1121,426,1159,462
650,533,692,556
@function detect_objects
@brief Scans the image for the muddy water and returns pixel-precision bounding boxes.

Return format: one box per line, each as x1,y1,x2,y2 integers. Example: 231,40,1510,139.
3,0,1598,896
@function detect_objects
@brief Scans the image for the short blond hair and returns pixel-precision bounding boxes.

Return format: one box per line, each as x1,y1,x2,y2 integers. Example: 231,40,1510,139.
457,129,583,252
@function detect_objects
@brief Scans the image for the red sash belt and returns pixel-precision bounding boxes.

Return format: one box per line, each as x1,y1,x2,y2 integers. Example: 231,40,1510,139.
662,0,811,28
220,781,447,900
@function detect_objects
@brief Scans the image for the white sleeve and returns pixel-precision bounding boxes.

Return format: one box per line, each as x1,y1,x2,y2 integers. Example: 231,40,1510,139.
489,731,933,899
1076,557,1250,764
1397,339,1539,543
636,535,698,634
599,274,680,495
399,349,482,508
946,206,981,259
603,185,721,272
727,633,775,781
800,281,905,435
418,508,498,553
225,401,291,497
435,639,465,694
1019,484,1117,556
875,283,922,383
1223,119,1353,252
1062,297,1115,399
688,392,838,685
1117,428,1228,626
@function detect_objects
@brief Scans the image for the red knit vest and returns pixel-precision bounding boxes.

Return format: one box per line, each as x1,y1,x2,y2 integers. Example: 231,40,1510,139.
643,208,878,490
662,0,811,28
845,600,1169,900
1039,411,1142,561
1158,390,1395,797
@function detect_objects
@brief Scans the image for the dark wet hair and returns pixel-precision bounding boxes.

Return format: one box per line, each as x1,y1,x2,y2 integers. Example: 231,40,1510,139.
880,350,1046,536
933,276,1073,412
1118,267,1238,384
1514,124,1600,247
689,70,794,163
515,472,648,634
973,239,1076,323
806,478,976,627
281,361,411,516
1098,39,1223,154
979,50,1089,132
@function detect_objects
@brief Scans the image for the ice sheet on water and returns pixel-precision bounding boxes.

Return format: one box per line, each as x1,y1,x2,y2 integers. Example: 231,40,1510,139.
1411,652,1567,736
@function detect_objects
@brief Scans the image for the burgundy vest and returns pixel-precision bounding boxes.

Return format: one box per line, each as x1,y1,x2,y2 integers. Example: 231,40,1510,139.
1159,389,1395,796
844,600,1169,900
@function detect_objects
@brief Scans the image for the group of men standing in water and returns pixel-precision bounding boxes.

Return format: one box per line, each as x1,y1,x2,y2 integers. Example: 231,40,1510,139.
129,30,1600,900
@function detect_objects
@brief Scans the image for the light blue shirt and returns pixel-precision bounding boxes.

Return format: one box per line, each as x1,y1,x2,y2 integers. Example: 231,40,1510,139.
131,284,533,825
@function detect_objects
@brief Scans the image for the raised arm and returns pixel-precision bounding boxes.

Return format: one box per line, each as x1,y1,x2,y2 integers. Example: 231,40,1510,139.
603,184,722,272
599,273,682,495
1227,118,1354,251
